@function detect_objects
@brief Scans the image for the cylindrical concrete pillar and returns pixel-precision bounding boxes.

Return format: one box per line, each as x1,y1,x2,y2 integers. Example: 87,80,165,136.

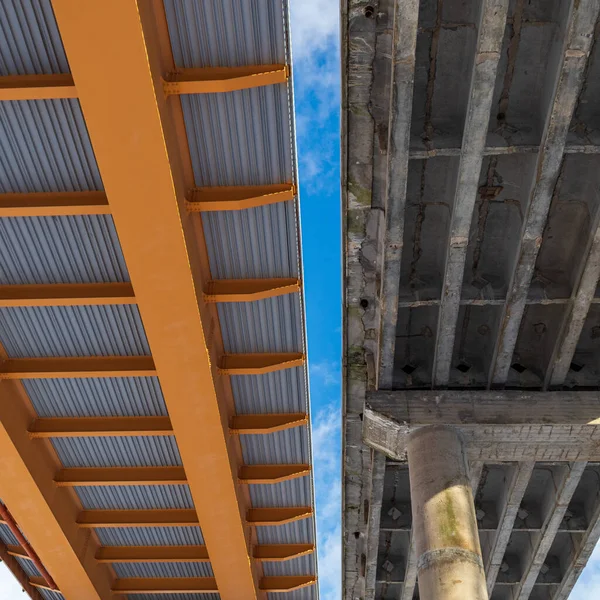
407,425,487,600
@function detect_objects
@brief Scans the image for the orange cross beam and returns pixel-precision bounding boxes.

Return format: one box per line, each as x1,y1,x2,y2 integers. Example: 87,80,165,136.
218,353,305,375
0,191,109,217
110,576,316,594
186,184,295,212
0,356,156,379
77,509,199,529
230,413,308,434
94,543,314,563
0,74,76,100
239,464,311,484
204,278,300,303
28,416,173,438
162,64,289,95
0,283,135,307
246,507,314,526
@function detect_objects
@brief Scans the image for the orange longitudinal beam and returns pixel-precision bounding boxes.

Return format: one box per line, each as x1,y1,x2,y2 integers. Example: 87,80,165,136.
0,74,76,100
186,184,295,212
230,413,308,434
204,278,301,303
0,381,113,598
29,416,172,438
0,191,110,217
51,2,290,598
77,509,199,529
218,353,305,376
54,466,187,487
246,507,313,526
163,64,288,95
239,464,311,484
0,356,156,379
0,283,135,307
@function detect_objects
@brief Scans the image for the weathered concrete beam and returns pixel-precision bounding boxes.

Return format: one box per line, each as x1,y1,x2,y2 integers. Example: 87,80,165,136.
485,462,534,593
363,390,600,461
433,0,509,387
515,462,586,600
398,295,600,308
545,206,600,387
553,487,600,600
364,452,386,600
379,0,419,389
408,143,600,159
489,0,600,387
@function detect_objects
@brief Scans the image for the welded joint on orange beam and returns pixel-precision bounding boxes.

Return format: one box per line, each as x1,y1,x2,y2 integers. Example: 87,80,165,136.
185,183,296,212
229,413,308,434
162,64,289,95
203,278,301,303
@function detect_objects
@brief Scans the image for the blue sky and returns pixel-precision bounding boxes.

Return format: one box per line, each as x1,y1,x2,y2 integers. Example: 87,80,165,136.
289,1,342,599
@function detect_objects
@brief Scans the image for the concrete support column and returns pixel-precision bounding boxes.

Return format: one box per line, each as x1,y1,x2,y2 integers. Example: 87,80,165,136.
407,425,487,600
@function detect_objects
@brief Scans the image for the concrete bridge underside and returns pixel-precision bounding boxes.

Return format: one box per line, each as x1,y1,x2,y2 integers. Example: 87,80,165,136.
342,1,600,599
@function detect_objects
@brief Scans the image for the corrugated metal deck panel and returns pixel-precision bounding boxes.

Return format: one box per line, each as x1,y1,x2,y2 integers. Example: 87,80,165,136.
95,526,204,547
0,524,20,546
218,294,302,353
240,428,309,465
164,0,286,67
262,555,315,577
23,377,167,417
255,518,315,546
15,556,40,578
0,216,128,284
0,100,101,192
249,480,311,509
269,588,317,600
51,436,182,468
113,562,214,579
0,0,67,75
0,305,149,357
133,595,218,600
75,485,194,510
181,87,292,186
230,369,307,414
203,203,299,279
38,590,63,600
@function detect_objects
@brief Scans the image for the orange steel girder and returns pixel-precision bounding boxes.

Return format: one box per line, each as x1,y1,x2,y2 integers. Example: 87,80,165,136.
0,380,113,598
51,1,277,598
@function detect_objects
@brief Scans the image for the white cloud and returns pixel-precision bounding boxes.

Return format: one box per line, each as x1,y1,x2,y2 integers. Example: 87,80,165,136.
290,0,340,61
311,360,341,387
0,562,27,598
312,405,342,600
570,543,600,599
